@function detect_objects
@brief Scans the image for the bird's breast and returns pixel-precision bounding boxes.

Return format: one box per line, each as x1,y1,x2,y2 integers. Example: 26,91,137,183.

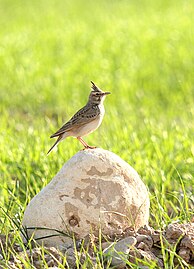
74,105,105,137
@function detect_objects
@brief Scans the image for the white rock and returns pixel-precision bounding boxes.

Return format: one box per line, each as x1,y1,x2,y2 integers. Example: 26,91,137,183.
22,148,149,247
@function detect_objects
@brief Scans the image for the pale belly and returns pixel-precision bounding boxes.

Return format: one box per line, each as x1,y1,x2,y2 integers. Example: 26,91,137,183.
62,105,105,139
75,115,104,137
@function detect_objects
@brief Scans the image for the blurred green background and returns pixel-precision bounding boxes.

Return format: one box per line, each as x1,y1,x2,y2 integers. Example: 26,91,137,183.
0,0,193,227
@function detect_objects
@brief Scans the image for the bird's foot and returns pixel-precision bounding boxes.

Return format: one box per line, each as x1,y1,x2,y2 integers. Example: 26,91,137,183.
82,145,97,150
77,137,96,150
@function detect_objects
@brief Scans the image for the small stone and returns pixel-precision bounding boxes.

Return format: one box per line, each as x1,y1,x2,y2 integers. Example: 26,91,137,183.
47,260,55,267
128,248,143,263
178,248,191,263
151,246,162,258
136,234,153,249
44,253,51,262
122,226,136,237
129,248,164,268
137,225,154,236
180,235,194,251
103,236,137,267
165,223,185,240
137,242,150,251
151,231,161,243
101,241,113,250
65,247,76,268
34,260,43,269
0,253,3,260
30,247,42,259
16,246,23,252
47,246,61,257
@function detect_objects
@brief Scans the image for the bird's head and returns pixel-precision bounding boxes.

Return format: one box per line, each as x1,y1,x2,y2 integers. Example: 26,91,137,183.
88,81,110,105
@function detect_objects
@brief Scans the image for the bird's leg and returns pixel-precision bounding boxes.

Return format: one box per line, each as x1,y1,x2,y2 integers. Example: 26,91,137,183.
77,137,88,148
77,137,96,149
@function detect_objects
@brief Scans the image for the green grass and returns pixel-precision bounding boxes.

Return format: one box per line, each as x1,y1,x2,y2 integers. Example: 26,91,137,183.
0,0,194,267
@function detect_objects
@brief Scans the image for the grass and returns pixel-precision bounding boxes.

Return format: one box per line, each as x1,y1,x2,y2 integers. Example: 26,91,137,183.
0,0,193,267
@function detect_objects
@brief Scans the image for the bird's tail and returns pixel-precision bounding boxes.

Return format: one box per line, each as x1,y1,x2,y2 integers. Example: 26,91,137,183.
47,135,62,155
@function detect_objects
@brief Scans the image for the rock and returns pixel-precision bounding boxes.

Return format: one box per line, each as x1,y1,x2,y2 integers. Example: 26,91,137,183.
65,248,76,268
151,230,161,243
137,242,150,251
22,148,149,247
165,223,186,240
103,236,137,267
122,226,136,237
180,224,194,252
151,246,162,259
129,248,164,268
181,236,194,251
47,259,55,267
102,241,113,250
137,225,154,236
136,234,153,249
65,247,87,268
178,248,191,263
19,246,62,268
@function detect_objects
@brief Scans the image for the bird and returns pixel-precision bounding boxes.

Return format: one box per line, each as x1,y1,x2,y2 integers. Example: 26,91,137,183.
47,81,110,154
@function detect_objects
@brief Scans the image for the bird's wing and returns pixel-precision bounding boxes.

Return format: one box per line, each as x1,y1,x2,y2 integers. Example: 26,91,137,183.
50,105,100,138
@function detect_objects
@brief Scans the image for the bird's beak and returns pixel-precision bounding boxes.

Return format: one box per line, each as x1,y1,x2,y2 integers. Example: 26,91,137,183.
104,92,111,95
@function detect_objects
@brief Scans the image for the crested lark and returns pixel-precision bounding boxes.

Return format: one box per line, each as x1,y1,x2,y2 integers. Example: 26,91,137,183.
47,81,110,154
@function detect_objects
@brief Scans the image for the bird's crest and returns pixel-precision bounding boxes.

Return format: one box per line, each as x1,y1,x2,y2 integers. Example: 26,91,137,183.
91,81,102,92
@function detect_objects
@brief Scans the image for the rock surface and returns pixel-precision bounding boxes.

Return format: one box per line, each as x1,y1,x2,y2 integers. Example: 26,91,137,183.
103,236,137,267
22,148,149,247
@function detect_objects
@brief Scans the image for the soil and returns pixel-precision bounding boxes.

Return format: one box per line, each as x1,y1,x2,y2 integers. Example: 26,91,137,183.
0,221,193,268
